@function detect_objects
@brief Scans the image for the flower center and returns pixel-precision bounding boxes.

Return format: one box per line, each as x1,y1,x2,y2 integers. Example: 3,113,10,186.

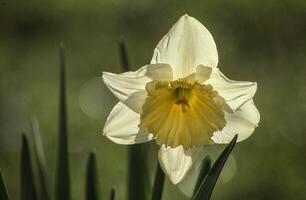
172,79,192,113
139,79,227,149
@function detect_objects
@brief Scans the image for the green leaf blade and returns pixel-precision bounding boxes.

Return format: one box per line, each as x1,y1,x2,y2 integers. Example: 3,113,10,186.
0,171,10,200
192,156,211,198
85,151,100,200
21,134,37,200
31,119,50,200
55,44,70,200
127,144,150,200
151,162,165,200
109,187,116,200
118,40,129,72
193,134,238,200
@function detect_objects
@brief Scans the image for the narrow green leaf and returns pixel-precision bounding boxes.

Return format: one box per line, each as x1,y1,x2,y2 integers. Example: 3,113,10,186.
118,41,150,200
55,43,70,200
85,151,100,200
192,156,211,198
193,134,238,200
127,144,150,200
118,40,129,72
151,162,165,200
109,187,116,200
21,134,37,200
31,119,50,200
0,171,10,200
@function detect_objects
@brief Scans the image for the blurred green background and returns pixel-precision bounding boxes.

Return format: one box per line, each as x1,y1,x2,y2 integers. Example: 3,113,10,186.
1,0,306,199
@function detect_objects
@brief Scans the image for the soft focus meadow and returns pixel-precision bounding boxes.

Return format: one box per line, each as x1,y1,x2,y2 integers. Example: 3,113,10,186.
1,0,306,199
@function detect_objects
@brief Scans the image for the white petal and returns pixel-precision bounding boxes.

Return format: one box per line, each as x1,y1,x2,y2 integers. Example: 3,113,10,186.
212,100,260,144
145,63,173,80
183,65,212,83
122,90,147,114
151,14,218,79
103,64,172,113
158,145,202,184
103,102,153,144
195,65,212,83
206,68,257,111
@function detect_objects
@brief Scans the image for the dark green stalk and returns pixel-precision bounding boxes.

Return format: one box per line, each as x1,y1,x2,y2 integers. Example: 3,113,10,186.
55,43,70,200
0,171,10,200
151,162,165,200
85,151,100,200
20,134,37,200
118,41,129,72
127,144,150,200
109,187,116,200
31,119,50,200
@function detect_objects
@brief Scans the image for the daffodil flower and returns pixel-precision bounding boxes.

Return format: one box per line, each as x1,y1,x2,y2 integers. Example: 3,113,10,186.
102,15,259,187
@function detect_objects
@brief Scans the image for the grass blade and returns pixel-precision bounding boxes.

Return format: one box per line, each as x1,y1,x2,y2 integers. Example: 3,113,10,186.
85,151,100,200
151,162,165,200
109,187,116,200
118,41,150,200
127,144,150,200
0,171,10,200
31,119,50,200
192,156,211,198
118,40,129,72
193,134,238,200
55,43,70,200
21,134,37,200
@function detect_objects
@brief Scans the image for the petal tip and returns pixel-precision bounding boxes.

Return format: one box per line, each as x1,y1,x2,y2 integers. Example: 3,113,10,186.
102,71,112,83
102,126,110,136
105,135,135,145
170,176,182,185
254,81,258,91
179,14,197,24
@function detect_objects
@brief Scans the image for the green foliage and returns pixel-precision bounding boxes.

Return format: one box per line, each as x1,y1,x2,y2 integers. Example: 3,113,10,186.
20,134,37,200
193,156,211,197
193,135,238,200
118,41,130,72
109,187,116,200
0,171,9,200
31,119,50,200
151,162,165,200
85,151,100,200
55,44,71,200
127,144,151,200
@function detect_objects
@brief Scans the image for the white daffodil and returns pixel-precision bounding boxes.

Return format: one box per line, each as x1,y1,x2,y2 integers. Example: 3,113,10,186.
102,14,259,186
